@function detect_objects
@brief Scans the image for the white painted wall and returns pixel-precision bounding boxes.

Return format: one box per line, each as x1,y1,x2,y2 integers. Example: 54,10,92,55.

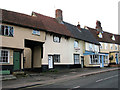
42,33,85,65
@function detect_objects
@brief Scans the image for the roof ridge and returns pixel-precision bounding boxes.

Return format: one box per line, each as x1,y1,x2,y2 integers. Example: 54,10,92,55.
32,11,55,19
1,8,33,18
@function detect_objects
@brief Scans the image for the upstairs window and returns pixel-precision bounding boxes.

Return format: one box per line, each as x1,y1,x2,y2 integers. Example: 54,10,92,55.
0,49,9,63
115,44,118,50
104,43,108,50
94,45,98,51
89,44,93,51
112,35,115,41
53,36,61,43
110,44,113,50
100,42,103,49
0,25,14,37
32,30,40,36
74,40,78,48
98,32,102,38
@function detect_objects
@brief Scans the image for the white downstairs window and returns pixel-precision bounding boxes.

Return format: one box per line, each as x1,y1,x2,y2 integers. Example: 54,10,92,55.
0,49,9,63
74,54,80,64
90,55,99,64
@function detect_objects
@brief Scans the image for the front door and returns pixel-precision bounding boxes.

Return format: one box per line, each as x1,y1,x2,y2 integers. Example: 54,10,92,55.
13,52,20,71
81,56,84,68
48,55,53,69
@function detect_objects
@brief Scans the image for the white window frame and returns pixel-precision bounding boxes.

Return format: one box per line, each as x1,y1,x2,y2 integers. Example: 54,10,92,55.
112,35,115,41
90,55,99,64
100,42,103,49
104,55,108,64
74,40,78,48
104,43,108,50
98,32,102,38
0,25,14,37
32,30,40,36
0,49,10,63
74,54,80,64
54,54,60,63
110,44,113,50
115,44,118,50
53,36,60,43
89,44,93,51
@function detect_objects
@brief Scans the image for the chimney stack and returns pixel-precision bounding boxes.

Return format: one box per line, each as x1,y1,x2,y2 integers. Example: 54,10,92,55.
55,9,63,23
96,20,102,31
77,22,81,30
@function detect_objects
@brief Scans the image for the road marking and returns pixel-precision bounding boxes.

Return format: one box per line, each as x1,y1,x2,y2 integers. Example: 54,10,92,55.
73,86,80,88
96,79,103,82
96,74,118,83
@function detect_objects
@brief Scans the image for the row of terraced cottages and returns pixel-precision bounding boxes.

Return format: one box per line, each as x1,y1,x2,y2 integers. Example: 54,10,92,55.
0,9,120,74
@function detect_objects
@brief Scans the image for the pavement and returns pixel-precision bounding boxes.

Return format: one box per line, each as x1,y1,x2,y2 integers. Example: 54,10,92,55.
1,67,120,89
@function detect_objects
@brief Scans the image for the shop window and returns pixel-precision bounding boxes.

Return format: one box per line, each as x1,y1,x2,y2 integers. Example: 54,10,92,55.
0,25,14,37
0,49,9,63
90,55,99,64
104,56,108,63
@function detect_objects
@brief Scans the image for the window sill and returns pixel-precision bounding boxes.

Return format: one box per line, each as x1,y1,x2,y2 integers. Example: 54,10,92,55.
89,63,100,65
32,34,40,36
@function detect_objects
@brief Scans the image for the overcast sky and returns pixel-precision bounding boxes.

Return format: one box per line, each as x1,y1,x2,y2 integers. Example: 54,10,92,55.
1,0,119,34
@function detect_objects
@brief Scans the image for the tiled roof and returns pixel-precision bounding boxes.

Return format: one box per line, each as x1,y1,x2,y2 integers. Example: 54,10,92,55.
1,9,45,30
63,22,100,45
87,27,120,45
32,12,73,37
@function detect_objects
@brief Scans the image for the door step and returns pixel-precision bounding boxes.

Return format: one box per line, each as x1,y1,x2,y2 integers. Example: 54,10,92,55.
13,71,25,76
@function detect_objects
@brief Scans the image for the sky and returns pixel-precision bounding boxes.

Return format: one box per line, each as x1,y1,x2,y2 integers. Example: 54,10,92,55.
0,0,119,34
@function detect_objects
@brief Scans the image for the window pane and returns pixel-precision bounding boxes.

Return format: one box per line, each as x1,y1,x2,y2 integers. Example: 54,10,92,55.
1,25,4,35
9,27,14,36
0,50,9,63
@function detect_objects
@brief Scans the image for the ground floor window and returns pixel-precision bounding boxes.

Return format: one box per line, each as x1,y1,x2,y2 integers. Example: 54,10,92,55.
103,56,108,63
54,54,60,63
90,55,99,64
74,54,80,64
0,49,9,63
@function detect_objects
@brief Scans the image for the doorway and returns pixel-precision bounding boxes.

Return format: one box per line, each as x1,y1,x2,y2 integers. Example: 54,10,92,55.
48,55,54,69
13,51,20,71
81,56,84,68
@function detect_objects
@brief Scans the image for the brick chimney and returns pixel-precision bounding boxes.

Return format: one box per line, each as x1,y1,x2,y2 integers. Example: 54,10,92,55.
77,22,81,30
55,9,63,23
96,20,102,31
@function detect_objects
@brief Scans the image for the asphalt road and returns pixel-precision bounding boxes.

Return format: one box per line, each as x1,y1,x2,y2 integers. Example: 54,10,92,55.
22,70,120,90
